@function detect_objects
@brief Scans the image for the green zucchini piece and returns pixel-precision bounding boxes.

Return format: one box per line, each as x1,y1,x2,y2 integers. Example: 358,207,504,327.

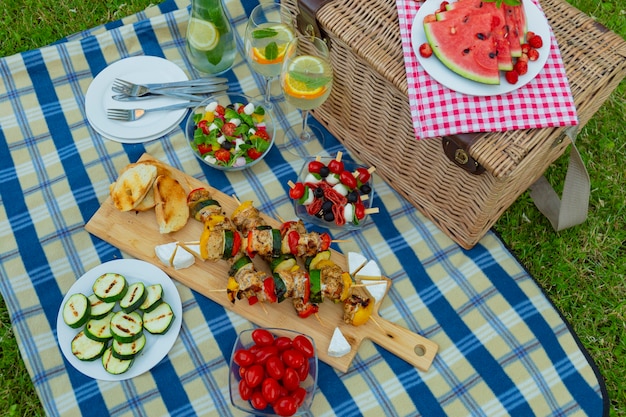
71,330,107,361
119,281,147,313
270,254,297,273
305,250,332,271
190,198,221,219
62,293,91,329
93,273,128,303
143,302,175,335
229,256,253,277
84,312,114,342
140,284,164,313
112,333,147,360
88,293,116,319
272,273,287,303
110,310,143,343
309,269,323,303
102,346,134,375
271,229,282,257
223,230,235,260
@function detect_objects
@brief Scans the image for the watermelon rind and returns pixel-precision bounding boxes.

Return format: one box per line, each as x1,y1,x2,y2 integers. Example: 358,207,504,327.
423,15,500,85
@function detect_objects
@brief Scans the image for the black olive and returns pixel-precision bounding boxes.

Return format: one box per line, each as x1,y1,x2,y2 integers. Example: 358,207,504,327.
313,187,324,199
322,200,333,212
347,190,359,203
360,184,372,194
323,211,335,222
319,166,330,177
222,141,233,150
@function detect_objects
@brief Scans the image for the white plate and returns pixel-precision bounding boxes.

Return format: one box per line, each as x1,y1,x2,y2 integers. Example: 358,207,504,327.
411,0,551,96
85,56,189,143
56,259,183,381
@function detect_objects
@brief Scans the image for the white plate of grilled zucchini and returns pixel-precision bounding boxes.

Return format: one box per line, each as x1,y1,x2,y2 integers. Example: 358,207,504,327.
57,259,182,380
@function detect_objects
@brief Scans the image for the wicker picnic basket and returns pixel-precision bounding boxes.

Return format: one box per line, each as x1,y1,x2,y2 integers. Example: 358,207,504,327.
282,0,626,248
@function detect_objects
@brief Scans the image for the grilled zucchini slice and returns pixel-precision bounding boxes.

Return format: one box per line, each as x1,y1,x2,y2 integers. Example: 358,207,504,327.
93,273,128,302
102,346,134,375
139,284,164,313
143,302,175,335
110,311,143,343
119,281,147,313
112,333,147,360
62,293,91,329
84,311,114,342
88,293,116,319
71,330,107,361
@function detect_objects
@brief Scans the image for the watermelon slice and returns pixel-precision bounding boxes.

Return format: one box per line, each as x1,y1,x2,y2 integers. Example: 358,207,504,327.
503,4,527,57
423,12,500,85
436,2,513,71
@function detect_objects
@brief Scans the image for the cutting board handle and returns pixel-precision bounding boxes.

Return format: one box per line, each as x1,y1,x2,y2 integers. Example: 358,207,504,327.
366,315,438,372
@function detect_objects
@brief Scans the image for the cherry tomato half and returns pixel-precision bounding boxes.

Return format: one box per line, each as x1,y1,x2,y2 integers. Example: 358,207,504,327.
252,329,275,347
293,335,315,358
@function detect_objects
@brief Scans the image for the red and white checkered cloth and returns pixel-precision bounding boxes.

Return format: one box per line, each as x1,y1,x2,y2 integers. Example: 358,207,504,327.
396,0,578,139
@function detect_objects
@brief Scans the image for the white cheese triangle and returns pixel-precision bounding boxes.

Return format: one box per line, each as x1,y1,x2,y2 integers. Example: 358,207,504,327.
355,259,381,280
155,242,195,270
328,327,351,357
364,280,388,303
347,252,368,275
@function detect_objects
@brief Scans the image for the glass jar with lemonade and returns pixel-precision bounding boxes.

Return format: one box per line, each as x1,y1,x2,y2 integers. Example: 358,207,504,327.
186,0,236,75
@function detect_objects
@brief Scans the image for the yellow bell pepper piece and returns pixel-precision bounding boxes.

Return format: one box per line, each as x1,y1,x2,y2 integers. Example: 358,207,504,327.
339,272,353,302
232,200,253,219
352,299,374,326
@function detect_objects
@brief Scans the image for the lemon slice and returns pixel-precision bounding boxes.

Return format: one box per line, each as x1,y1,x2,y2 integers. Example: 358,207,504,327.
187,18,219,51
283,55,330,98
251,24,294,64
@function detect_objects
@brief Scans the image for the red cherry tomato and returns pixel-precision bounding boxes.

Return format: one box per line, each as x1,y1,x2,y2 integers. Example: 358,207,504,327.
265,355,285,380
261,377,281,404
247,148,263,160
254,129,271,141
244,364,265,388
197,119,210,135
239,379,253,401
282,349,305,369
292,387,307,407
339,170,358,189
289,182,305,200
354,202,366,220
255,345,279,364
295,359,310,382
222,122,237,136
274,336,292,351
252,329,275,347
196,143,212,155
274,396,299,416
328,159,344,174
250,391,268,410
292,335,315,358
282,367,300,391
355,167,371,184
307,160,325,174
215,104,226,116
233,349,256,367
214,148,231,162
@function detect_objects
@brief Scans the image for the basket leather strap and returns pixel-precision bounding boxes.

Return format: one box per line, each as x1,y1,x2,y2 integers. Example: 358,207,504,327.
442,133,486,175
529,126,590,231
296,0,332,40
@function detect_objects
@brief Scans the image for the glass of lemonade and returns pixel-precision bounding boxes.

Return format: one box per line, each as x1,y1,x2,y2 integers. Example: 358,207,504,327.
186,0,236,75
244,3,295,109
279,36,333,157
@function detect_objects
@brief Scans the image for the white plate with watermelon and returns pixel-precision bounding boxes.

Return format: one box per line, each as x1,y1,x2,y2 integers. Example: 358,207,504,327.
411,0,551,96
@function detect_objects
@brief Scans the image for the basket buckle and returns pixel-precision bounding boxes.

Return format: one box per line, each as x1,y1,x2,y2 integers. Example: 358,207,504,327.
442,134,485,175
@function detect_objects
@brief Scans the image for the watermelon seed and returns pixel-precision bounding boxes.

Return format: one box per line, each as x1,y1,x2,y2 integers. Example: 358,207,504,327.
476,33,487,40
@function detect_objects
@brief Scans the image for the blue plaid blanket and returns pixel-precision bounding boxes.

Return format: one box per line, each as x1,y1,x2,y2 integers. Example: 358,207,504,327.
0,0,607,415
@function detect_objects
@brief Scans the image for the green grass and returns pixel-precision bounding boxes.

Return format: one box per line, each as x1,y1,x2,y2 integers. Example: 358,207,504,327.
1,0,625,416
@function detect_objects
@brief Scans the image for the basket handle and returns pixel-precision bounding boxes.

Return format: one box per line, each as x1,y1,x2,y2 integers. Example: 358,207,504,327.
442,133,486,175
296,0,333,40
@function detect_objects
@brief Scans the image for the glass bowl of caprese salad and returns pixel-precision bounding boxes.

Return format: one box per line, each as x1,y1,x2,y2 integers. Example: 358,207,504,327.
229,327,318,416
186,93,275,171
288,156,376,230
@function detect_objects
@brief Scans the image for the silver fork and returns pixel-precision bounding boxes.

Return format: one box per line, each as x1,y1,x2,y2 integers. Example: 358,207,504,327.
112,78,227,98
106,102,199,121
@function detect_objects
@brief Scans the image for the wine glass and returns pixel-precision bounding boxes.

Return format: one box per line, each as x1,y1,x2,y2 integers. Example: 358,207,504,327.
279,36,333,158
244,3,295,109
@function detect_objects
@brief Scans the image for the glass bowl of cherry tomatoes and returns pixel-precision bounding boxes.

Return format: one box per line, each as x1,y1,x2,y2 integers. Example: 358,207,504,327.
288,155,376,230
229,328,318,416
186,93,275,171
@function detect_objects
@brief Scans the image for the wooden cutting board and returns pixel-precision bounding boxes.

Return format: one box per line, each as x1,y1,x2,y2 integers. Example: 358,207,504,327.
85,154,438,372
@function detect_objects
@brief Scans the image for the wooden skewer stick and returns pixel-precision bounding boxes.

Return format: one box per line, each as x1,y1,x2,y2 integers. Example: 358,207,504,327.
315,155,322,162
367,166,376,174
287,180,296,189
335,151,343,162
207,288,227,292
232,194,241,205
368,315,384,332
331,239,350,243
314,313,326,327
364,207,379,215
351,282,386,288
177,242,203,260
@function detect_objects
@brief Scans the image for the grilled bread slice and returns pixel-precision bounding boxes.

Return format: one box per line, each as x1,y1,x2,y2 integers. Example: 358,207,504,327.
110,163,158,212
154,175,189,233
126,161,172,211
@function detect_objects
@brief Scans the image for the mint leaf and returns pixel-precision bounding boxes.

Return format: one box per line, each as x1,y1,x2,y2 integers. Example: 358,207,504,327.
288,71,332,90
252,28,278,39
264,42,278,61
